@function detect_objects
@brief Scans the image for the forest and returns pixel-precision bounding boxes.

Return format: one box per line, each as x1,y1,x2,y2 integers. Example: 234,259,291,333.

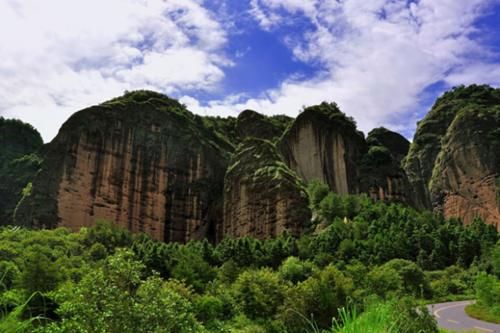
1,181,498,332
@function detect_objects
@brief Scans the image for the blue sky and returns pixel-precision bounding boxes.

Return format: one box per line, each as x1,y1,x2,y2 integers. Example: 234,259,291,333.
1,0,499,141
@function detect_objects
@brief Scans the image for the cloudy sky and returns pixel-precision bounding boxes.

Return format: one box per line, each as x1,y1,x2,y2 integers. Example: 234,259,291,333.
1,0,500,142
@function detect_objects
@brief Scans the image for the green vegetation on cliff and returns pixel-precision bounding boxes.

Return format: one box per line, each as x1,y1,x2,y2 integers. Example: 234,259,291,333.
226,138,306,191
404,84,500,209
236,110,292,142
224,138,311,237
14,90,232,231
0,118,43,225
284,102,362,139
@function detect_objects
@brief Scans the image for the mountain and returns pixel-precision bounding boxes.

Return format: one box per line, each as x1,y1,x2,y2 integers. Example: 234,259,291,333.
4,85,499,241
405,85,500,227
223,138,310,239
359,127,414,205
14,91,229,242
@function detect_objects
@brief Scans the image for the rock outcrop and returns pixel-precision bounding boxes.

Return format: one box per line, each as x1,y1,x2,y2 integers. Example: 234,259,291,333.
430,106,499,228
360,128,413,205
236,110,291,141
280,102,366,195
223,138,310,239
9,85,499,239
15,91,229,242
405,85,500,228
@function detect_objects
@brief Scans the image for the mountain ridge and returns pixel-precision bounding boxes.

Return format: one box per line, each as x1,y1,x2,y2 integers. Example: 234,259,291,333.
2,85,498,240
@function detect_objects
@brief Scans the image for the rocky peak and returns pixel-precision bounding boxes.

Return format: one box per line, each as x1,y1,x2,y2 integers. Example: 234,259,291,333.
404,85,500,209
366,127,410,163
236,110,286,141
280,102,366,195
360,128,413,205
223,138,310,239
15,91,229,242
429,105,500,228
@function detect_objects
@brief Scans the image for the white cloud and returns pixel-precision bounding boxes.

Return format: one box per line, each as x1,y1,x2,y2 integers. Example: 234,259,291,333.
2,0,499,142
196,0,499,136
0,0,229,142
445,63,500,86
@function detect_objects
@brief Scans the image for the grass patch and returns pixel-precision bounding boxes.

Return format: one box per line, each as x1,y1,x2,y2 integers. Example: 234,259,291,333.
465,303,500,324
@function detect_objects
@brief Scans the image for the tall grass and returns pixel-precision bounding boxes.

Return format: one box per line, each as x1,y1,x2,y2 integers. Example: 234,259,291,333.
0,268,41,333
331,302,398,333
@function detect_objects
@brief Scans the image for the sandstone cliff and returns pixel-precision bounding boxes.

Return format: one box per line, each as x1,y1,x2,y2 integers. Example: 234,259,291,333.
430,106,499,227
360,128,413,205
223,138,310,239
9,85,500,240
405,85,500,227
15,91,229,242
280,102,366,195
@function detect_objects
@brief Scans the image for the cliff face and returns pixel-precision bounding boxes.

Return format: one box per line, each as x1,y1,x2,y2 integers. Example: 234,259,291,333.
280,103,366,195
15,91,229,242
223,138,310,239
405,85,500,228
404,85,500,210
10,85,500,239
0,118,43,224
360,128,413,205
430,106,500,228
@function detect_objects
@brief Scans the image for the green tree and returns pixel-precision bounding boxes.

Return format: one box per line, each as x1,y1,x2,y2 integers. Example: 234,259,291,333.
232,268,287,319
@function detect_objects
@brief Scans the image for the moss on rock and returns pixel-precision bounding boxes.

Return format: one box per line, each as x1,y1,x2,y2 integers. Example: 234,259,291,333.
404,84,500,209
15,91,230,242
223,138,311,239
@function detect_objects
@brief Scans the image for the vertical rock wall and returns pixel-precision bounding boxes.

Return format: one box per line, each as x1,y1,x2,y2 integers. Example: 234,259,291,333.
16,93,228,242
222,139,310,239
281,103,366,195
430,107,500,228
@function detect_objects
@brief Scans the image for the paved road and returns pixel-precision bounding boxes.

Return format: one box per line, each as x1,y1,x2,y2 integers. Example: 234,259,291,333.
427,300,500,332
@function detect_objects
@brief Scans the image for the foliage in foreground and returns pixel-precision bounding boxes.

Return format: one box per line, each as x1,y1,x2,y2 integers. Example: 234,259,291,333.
0,183,498,332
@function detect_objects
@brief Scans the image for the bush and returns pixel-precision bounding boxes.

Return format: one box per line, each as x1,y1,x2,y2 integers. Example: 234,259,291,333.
282,265,353,331
279,257,314,283
231,268,287,320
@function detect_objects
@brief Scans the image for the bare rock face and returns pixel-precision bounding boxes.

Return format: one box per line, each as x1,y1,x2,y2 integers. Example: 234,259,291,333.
223,138,310,239
405,85,500,210
430,106,500,228
15,91,228,242
360,128,414,205
280,103,366,195
405,85,500,228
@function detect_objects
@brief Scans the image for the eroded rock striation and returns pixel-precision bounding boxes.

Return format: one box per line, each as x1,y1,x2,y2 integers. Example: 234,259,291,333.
430,106,500,227
405,85,500,228
9,85,499,240
280,102,366,195
223,138,310,239
15,91,229,242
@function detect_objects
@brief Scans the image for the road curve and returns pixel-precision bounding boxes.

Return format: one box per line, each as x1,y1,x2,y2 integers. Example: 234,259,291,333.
427,300,499,332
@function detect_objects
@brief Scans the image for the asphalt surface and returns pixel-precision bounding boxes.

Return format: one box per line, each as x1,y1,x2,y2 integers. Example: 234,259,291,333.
427,300,500,332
